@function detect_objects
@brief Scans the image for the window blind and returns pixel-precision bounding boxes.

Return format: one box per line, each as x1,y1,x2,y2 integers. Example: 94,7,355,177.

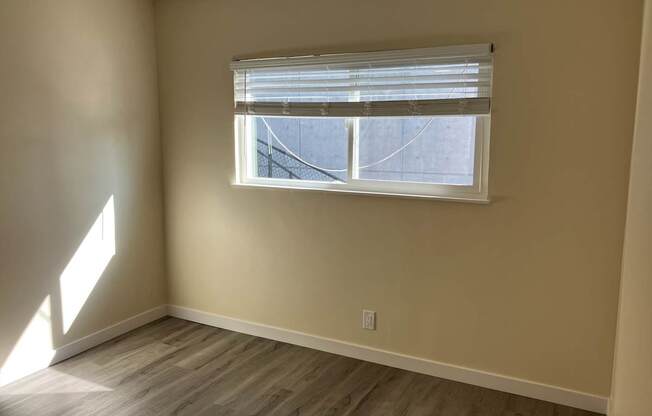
231,44,493,118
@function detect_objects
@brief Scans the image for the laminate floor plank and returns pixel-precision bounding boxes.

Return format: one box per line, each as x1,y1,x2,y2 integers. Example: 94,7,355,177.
0,317,604,416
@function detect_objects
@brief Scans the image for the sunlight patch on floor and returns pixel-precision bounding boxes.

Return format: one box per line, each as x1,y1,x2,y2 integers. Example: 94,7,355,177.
0,368,111,396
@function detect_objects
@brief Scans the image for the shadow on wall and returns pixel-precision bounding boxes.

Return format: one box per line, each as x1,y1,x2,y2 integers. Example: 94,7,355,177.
0,195,116,387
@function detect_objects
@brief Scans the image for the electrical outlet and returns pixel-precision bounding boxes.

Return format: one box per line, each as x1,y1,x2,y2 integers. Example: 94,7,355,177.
362,310,376,330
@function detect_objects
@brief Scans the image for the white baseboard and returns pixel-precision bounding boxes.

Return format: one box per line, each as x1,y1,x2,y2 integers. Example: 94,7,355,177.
168,304,607,414
52,304,168,365
3,303,606,413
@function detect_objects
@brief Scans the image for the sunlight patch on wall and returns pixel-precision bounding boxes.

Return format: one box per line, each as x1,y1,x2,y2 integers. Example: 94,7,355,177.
0,297,54,387
60,196,116,334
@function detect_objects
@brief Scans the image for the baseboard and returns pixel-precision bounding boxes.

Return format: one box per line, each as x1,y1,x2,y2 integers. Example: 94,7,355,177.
51,304,168,365
168,304,608,414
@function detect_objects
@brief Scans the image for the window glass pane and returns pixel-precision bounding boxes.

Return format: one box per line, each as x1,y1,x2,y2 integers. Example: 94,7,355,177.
249,116,347,182
357,116,476,186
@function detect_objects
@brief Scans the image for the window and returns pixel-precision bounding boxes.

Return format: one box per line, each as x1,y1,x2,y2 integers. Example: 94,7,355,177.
231,43,493,202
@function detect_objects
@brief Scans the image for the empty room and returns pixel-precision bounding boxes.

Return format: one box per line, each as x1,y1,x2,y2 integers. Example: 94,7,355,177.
1,0,651,415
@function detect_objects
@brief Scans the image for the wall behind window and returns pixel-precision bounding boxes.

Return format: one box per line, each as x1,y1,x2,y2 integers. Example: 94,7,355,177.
155,0,643,396
0,0,166,364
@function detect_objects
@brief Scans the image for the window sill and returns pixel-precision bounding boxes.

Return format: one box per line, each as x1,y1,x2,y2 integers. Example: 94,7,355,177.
232,181,490,204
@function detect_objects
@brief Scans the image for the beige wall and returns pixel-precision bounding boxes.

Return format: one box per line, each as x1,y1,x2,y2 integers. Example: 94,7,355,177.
0,0,166,377
154,0,643,397
1,0,646,402
610,1,652,414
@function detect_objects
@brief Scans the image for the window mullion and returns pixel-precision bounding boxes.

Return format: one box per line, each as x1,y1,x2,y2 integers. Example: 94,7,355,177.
347,68,361,183
346,118,355,183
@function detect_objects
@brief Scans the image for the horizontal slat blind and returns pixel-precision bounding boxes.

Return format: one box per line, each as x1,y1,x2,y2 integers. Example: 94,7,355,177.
231,44,493,117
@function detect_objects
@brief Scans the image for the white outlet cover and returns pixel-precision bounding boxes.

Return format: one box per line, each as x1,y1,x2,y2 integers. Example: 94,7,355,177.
362,310,376,330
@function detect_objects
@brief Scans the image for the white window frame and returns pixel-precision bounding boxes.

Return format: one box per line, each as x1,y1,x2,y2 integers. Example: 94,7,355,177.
232,45,493,203
234,115,490,202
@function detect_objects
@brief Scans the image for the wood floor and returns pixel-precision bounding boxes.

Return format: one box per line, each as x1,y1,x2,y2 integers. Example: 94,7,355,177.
0,317,601,416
